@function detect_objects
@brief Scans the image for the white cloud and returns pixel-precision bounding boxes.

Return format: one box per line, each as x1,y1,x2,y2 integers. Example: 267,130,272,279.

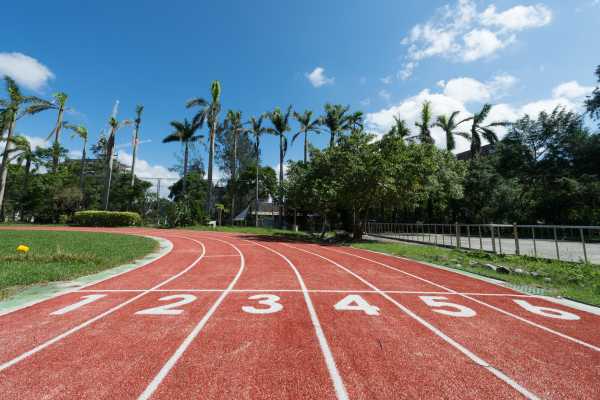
378,89,391,101
117,151,179,197
552,81,594,99
480,4,553,31
380,75,393,85
305,67,334,88
399,1,553,79
360,98,371,107
366,74,589,153
0,52,54,91
24,135,49,150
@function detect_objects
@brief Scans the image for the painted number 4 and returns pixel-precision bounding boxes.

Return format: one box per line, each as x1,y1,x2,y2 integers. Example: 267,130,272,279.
334,295,380,316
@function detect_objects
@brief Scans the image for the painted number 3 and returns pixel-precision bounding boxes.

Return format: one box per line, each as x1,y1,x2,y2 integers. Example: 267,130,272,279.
242,294,284,314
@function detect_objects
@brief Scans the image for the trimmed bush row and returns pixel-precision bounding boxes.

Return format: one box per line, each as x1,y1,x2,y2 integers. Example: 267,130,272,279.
72,211,142,227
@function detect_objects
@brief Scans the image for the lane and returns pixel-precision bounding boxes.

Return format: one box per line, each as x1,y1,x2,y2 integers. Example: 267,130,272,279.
266,241,530,399
0,235,237,399
144,235,345,400
331,245,600,351
0,234,198,366
304,243,600,399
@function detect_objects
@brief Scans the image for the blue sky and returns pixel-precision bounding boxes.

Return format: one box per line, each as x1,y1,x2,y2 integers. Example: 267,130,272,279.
1,0,599,190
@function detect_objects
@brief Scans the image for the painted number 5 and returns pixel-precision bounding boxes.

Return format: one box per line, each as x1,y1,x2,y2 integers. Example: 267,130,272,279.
420,296,477,318
242,294,284,314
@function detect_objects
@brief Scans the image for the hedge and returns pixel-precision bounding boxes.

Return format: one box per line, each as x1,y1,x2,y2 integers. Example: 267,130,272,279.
72,211,142,227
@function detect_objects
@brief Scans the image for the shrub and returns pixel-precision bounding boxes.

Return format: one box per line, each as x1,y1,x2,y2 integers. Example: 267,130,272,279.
72,211,142,227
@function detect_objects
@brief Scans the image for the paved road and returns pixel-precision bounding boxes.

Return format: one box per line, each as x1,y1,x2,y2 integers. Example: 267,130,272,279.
369,232,600,264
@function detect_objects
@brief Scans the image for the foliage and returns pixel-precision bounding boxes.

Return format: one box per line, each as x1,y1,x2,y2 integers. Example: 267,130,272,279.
585,65,600,125
72,210,142,227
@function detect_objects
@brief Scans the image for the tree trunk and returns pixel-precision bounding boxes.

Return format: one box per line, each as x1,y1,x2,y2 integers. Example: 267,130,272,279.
207,124,215,217
103,128,116,210
255,139,260,228
304,131,308,163
231,132,237,225
0,116,16,215
52,106,64,173
20,156,32,221
182,142,189,196
130,121,140,187
79,139,87,209
279,135,284,229
329,131,335,148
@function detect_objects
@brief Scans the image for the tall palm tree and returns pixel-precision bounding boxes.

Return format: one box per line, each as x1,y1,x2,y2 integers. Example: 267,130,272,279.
13,136,38,221
64,123,89,195
187,80,221,216
248,114,269,227
415,101,434,145
464,103,509,156
268,106,292,228
322,103,351,148
47,92,69,173
0,77,53,215
292,110,321,163
388,115,411,139
433,111,470,151
130,105,144,187
347,111,364,131
103,116,132,210
162,119,203,197
224,110,248,224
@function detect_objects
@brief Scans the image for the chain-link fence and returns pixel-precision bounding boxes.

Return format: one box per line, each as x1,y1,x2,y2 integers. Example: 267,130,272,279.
366,222,600,264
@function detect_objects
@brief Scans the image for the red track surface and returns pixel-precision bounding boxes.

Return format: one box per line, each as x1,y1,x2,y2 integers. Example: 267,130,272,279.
1,228,599,399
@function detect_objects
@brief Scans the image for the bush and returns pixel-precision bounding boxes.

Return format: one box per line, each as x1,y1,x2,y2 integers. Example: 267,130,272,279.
72,211,142,227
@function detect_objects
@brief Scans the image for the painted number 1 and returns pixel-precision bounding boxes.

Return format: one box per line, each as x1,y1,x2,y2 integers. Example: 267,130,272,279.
50,294,106,315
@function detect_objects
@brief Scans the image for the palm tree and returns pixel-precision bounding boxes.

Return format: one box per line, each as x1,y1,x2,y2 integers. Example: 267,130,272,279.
47,92,69,173
292,110,321,162
347,111,364,131
268,106,292,228
464,104,509,156
103,116,133,210
162,119,203,197
224,110,248,224
130,105,144,187
64,123,89,196
248,114,269,227
415,101,434,145
388,115,411,139
13,136,37,221
321,103,351,148
187,80,221,216
0,77,53,215
433,111,470,151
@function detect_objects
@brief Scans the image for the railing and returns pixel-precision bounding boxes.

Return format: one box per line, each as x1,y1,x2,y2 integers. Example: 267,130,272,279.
365,222,600,265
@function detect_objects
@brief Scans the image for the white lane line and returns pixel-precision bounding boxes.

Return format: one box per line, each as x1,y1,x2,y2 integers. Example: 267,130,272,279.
137,237,245,400
76,288,537,297
329,247,600,353
0,235,174,318
0,237,206,373
284,243,541,400
248,240,349,400
203,254,240,258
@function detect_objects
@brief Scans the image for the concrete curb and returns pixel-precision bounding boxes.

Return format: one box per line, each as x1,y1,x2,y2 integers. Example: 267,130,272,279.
0,235,173,316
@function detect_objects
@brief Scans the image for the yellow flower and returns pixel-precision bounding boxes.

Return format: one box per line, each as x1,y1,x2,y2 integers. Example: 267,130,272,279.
16,245,30,253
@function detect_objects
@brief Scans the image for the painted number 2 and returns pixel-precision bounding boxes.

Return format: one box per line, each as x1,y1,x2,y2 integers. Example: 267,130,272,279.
420,296,477,318
242,294,284,314
136,295,197,316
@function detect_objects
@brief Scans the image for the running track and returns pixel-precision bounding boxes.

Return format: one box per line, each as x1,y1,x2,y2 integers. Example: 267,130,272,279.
1,228,599,399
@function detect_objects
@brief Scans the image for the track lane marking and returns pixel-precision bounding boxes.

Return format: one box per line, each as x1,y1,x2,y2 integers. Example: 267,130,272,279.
247,240,349,400
0,236,206,373
76,289,539,296
283,243,541,400
329,246,600,352
137,236,245,400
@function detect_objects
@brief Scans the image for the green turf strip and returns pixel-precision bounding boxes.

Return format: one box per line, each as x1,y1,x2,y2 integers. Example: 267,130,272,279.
0,230,156,299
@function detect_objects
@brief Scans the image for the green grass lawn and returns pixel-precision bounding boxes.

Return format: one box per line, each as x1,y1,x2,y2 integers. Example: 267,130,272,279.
351,241,600,306
0,230,157,299
181,225,318,240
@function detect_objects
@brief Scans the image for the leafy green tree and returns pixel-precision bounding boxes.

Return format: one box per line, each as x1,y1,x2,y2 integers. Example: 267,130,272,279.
64,124,89,195
464,103,508,157
162,119,203,196
433,111,469,151
248,115,269,226
221,110,250,223
415,101,434,145
104,116,132,209
387,116,411,139
585,65,600,124
187,80,221,215
267,106,292,227
293,110,321,162
130,105,144,187
47,92,69,172
0,77,53,216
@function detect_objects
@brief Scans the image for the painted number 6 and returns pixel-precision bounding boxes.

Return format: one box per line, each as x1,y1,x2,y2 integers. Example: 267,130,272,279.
420,296,477,318
514,299,580,320
242,294,284,314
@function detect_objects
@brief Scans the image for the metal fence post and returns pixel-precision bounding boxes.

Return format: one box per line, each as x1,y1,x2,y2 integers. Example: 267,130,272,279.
513,223,520,256
478,225,483,250
553,226,560,261
498,226,503,254
467,225,471,249
532,227,537,258
580,228,588,264
490,224,496,254
434,224,438,245
455,222,460,249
